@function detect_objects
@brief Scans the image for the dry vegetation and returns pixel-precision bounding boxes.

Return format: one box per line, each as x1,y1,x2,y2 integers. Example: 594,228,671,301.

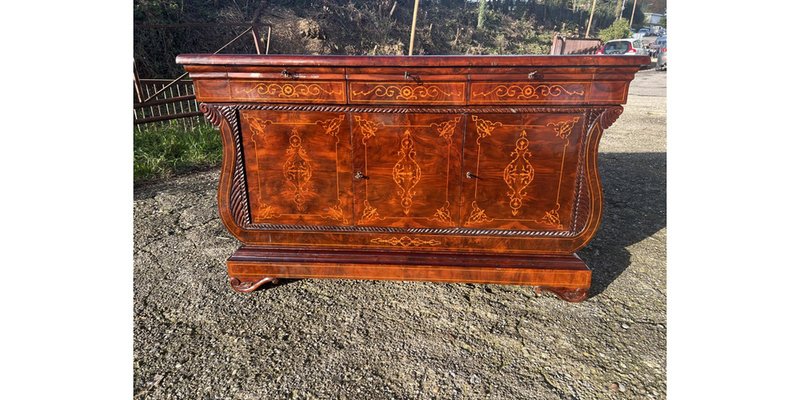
134,0,625,77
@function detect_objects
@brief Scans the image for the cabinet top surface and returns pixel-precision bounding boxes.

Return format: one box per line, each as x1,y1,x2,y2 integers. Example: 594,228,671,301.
176,54,650,68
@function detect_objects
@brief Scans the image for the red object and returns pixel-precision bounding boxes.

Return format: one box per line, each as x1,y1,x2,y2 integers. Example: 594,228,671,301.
625,42,635,54
596,42,634,54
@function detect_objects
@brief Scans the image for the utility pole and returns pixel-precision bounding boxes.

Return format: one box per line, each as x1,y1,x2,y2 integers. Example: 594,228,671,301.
629,0,638,28
408,0,420,55
585,0,597,38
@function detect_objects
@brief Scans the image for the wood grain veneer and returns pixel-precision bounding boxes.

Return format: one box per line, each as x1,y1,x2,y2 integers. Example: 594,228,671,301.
177,54,649,301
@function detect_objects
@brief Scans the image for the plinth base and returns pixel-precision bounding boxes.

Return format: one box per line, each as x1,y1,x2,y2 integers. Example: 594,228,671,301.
227,246,591,302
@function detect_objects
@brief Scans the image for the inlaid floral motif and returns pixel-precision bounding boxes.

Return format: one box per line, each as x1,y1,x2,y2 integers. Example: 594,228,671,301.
283,128,314,212
503,130,535,216
471,115,504,143
322,200,348,225
538,206,563,229
352,84,459,101
429,201,455,225
244,83,342,98
370,236,442,247
547,117,580,139
392,129,422,216
316,114,345,137
359,200,383,224
430,117,461,144
465,201,494,226
354,115,383,144
473,84,585,100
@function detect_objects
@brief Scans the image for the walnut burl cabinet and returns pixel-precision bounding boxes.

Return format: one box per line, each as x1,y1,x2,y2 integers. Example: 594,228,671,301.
177,54,648,302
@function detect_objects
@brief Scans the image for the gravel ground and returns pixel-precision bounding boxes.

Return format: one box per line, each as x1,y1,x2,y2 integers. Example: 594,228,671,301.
134,69,666,400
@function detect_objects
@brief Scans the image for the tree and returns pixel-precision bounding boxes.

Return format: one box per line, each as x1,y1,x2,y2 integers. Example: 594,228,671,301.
614,0,624,20
477,0,487,29
599,18,631,42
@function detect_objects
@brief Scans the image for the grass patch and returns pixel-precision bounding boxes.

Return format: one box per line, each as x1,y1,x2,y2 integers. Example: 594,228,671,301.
134,122,222,184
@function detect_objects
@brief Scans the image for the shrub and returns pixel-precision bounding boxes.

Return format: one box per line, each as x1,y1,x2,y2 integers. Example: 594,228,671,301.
599,19,632,42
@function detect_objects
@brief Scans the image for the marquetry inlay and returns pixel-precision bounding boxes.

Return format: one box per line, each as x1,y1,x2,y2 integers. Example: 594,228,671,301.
472,84,585,100
239,112,350,223
472,115,504,143
393,129,422,215
317,114,345,137
538,116,582,228
359,200,383,224
354,115,383,144
180,53,645,299
465,201,494,226
538,206,562,229
245,82,343,98
283,128,314,212
503,130,535,216
547,117,580,139
430,117,461,144
322,200,349,225
429,201,456,225
255,205,279,220
370,236,442,247
352,84,461,100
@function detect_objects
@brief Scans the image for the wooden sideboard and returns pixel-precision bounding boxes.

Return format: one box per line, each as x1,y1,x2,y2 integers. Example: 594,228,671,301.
177,54,649,302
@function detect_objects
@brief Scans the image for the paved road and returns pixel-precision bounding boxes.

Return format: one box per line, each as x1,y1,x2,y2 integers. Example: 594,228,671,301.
134,69,667,399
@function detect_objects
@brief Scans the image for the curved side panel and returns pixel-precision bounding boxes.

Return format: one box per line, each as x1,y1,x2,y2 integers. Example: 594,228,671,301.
567,106,623,251
203,104,250,240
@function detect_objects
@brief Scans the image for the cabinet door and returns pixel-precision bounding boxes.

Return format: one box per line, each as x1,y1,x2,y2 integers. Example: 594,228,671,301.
352,113,464,228
461,113,587,231
239,110,353,226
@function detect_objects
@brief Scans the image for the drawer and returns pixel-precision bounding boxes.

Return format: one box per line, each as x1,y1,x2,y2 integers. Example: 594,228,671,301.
194,78,347,104
192,67,347,104
468,81,589,105
347,67,466,105
227,80,347,103
349,81,466,104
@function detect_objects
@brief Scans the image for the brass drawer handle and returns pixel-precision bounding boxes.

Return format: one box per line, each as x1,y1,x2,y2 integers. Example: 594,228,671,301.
281,69,295,79
404,71,421,83
528,71,538,79
354,171,368,180
466,171,479,179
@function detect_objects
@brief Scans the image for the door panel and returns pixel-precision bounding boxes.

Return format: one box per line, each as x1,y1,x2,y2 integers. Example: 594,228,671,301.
461,113,587,231
239,110,353,226
352,113,464,228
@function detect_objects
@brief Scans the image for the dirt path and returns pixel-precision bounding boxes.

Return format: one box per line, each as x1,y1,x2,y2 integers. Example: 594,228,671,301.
134,69,667,399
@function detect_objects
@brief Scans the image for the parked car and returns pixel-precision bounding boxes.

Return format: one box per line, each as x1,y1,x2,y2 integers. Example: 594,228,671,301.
651,26,665,36
656,41,667,70
596,38,648,56
637,28,651,36
650,36,667,57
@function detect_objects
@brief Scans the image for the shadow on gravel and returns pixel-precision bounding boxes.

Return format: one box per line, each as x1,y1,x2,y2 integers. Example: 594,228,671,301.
580,152,666,298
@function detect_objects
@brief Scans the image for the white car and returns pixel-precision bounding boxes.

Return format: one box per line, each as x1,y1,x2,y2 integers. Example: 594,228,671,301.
596,38,649,56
